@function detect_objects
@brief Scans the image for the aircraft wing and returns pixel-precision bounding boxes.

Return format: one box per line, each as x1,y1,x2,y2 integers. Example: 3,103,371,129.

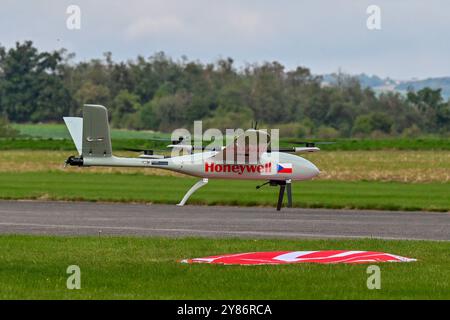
167,144,224,152
293,147,320,153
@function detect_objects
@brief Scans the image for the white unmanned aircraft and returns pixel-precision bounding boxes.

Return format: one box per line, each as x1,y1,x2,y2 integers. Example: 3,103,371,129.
64,105,320,210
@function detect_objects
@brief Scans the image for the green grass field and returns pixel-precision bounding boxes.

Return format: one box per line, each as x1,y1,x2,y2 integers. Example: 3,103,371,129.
0,171,449,211
1,150,450,183
12,123,169,140
0,235,448,299
2,137,450,151
0,138,169,151
6,123,450,151
1,134,449,301
3,126,448,301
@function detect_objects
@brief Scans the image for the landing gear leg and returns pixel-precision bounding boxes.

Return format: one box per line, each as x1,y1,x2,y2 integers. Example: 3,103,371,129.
177,178,209,206
286,179,292,208
257,179,293,211
276,181,286,211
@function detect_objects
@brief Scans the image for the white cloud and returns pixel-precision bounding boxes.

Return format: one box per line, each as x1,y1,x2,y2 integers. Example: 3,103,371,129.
126,15,185,38
227,11,265,36
1,0,450,78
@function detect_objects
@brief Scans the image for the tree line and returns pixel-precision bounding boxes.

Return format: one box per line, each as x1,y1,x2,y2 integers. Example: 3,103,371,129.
1,41,450,138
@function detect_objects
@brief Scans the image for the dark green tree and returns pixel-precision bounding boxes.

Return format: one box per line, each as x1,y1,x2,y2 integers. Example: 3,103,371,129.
0,41,72,122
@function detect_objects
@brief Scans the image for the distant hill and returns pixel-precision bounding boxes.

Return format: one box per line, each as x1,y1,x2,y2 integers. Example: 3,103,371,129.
395,77,450,99
321,73,450,100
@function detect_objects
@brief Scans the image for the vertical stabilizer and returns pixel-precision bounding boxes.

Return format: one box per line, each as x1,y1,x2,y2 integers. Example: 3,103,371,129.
82,104,112,157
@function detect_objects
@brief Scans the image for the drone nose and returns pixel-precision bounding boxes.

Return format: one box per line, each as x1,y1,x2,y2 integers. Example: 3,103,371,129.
304,160,320,178
309,162,320,177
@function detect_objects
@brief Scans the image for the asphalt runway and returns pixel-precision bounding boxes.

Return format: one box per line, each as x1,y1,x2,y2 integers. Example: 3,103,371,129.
0,200,448,240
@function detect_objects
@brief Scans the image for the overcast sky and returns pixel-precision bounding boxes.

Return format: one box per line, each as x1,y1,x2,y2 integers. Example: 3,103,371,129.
1,0,449,79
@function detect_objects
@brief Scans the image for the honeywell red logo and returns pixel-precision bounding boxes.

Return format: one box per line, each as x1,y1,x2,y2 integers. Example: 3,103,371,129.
205,162,272,174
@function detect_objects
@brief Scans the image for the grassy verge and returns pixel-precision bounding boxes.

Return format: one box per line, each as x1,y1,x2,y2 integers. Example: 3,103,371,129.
3,136,450,151
0,235,448,299
0,138,168,151
284,137,450,151
0,171,449,211
11,123,450,150
1,150,449,183
12,123,169,140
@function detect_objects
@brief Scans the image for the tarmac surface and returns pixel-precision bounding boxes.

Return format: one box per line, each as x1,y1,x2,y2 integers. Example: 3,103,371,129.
0,200,449,240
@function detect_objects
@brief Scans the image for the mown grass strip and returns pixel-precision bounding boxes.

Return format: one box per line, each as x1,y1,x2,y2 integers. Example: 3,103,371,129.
0,171,449,211
12,123,169,140
0,235,448,299
2,136,450,151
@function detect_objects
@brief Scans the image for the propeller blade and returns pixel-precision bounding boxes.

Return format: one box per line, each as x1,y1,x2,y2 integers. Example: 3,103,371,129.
146,136,188,144
292,141,335,145
250,120,259,130
267,147,320,153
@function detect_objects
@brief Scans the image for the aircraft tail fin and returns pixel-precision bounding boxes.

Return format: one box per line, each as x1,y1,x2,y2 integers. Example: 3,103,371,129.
63,116,83,155
81,104,112,157
63,104,112,157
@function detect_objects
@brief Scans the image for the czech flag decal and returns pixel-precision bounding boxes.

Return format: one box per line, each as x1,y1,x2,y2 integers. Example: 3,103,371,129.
277,163,292,174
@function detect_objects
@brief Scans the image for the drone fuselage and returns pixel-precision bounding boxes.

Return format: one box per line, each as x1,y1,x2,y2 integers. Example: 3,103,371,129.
81,151,319,182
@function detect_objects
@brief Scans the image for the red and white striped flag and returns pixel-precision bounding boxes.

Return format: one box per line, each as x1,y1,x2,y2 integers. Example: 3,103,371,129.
181,250,416,265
